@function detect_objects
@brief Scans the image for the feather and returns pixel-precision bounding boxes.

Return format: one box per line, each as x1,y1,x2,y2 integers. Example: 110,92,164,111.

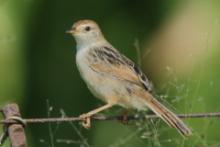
89,46,152,91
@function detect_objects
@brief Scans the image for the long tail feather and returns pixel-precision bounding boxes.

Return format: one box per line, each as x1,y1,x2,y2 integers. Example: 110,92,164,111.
140,92,192,137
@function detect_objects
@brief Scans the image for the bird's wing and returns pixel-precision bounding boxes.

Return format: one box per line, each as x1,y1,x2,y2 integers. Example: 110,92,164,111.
89,46,153,92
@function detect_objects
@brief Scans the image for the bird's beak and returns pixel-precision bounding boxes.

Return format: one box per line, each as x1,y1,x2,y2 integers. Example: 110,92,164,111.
66,27,76,34
66,30,74,34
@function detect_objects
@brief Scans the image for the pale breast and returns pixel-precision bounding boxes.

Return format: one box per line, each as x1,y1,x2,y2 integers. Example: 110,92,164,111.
76,47,99,88
76,47,112,101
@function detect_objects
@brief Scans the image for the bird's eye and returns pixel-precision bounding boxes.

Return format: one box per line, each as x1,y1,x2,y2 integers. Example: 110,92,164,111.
85,26,91,31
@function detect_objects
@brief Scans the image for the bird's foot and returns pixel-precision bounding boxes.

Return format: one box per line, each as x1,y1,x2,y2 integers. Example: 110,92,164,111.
79,113,91,129
120,110,130,124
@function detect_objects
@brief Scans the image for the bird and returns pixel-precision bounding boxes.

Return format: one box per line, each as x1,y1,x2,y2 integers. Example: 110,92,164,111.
66,19,192,137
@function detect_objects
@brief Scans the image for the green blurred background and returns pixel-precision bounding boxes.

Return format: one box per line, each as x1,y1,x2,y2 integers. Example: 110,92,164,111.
1,0,220,147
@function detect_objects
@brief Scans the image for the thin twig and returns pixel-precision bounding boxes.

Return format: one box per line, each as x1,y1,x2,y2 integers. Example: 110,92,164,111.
0,112,220,124
133,39,141,66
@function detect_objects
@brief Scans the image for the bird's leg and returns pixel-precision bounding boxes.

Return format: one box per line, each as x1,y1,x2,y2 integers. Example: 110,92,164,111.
120,109,131,124
79,103,114,129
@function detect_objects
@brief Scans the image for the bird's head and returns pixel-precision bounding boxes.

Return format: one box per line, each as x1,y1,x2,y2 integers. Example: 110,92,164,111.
67,20,105,48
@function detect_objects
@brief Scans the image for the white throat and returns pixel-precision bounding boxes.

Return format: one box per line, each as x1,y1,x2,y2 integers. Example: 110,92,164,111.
75,36,109,51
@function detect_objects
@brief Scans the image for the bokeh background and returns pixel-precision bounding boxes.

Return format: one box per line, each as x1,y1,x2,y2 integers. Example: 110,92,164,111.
1,0,220,147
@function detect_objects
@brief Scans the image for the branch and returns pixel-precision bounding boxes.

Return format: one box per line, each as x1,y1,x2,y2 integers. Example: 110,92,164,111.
1,104,27,147
0,112,220,124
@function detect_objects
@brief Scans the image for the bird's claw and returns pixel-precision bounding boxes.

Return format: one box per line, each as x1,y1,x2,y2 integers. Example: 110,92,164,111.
79,114,91,129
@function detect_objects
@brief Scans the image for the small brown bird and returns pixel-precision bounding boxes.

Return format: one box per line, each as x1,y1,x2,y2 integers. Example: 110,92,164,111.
67,19,192,137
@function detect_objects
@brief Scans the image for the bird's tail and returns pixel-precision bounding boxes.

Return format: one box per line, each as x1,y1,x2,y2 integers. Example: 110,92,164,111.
139,92,192,137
